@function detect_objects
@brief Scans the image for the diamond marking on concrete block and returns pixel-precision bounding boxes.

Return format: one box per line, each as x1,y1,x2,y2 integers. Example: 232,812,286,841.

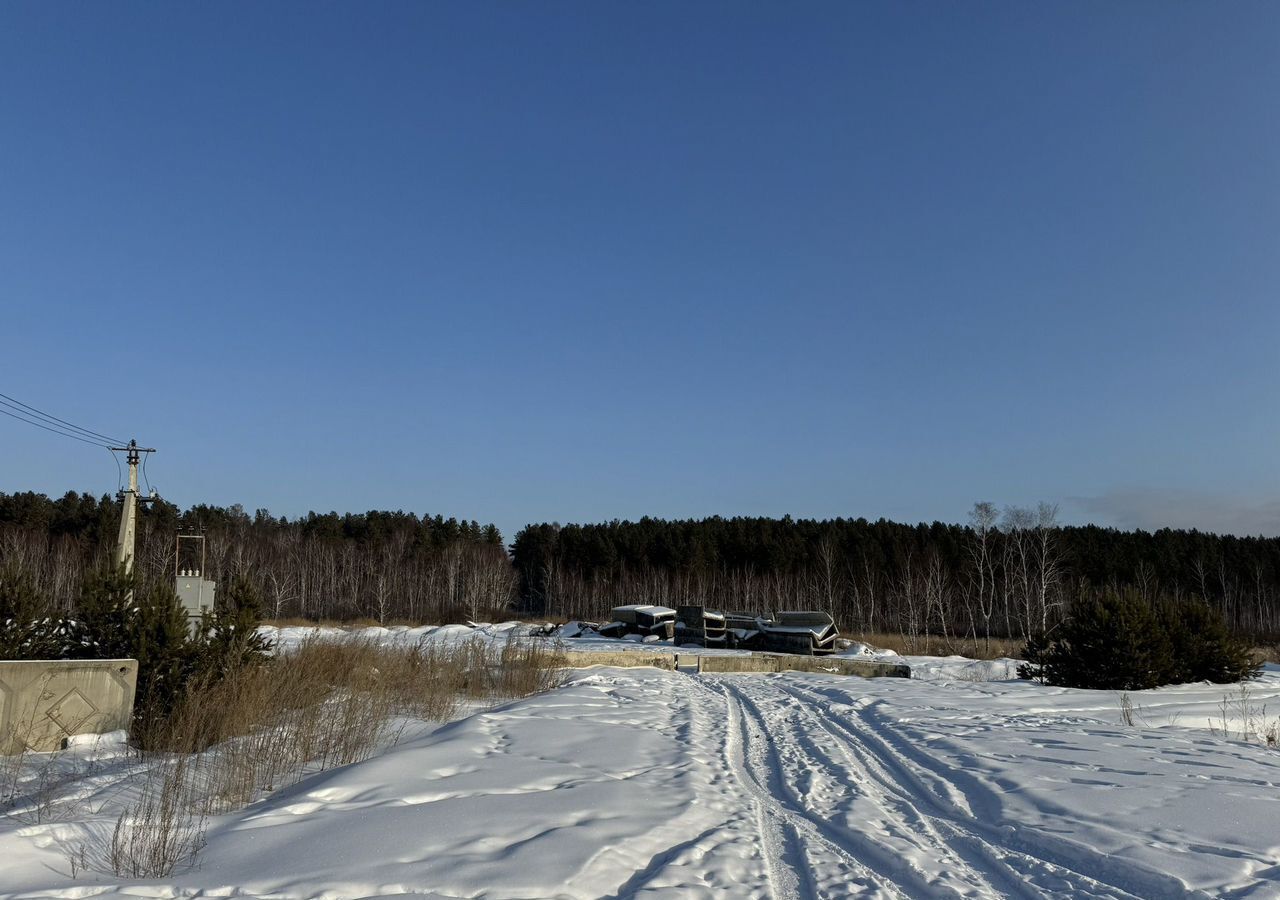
47,687,98,736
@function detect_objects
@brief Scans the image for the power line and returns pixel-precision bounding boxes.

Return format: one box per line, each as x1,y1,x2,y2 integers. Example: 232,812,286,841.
110,447,123,491
0,405,113,448
0,391,127,445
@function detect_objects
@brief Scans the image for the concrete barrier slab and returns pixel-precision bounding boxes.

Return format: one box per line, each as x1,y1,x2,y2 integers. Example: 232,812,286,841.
563,649,910,679
0,659,138,754
565,651,676,670
696,653,911,678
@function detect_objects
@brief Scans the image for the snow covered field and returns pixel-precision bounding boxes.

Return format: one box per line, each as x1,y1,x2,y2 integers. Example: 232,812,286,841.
3,626,1280,899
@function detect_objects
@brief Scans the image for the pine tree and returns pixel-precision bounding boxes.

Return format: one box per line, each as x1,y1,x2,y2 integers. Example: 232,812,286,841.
1039,590,1173,690
73,566,196,734
1159,597,1260,684
0,562,60,659
1021,590,1259,690
198,574,272,677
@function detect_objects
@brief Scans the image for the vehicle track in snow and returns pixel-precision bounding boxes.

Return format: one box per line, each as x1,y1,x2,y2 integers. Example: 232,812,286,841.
671,672,1214,900
766,678,1209,900
709,676,989,899
730,678,1032,900
689,673,896,900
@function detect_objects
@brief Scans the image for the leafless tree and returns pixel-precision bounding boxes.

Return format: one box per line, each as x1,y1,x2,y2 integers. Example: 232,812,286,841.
967,501,999,649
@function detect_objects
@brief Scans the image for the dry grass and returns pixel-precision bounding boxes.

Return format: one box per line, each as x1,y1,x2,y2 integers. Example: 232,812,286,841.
109,755,207,878
1252,645,1280,666
105,634,567,877
850,632,1024,660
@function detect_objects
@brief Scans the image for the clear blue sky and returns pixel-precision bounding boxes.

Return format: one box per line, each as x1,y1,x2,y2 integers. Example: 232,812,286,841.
2,2,1277,541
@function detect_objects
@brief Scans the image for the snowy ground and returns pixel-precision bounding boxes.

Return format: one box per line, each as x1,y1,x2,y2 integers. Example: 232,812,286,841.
3,627,1280,898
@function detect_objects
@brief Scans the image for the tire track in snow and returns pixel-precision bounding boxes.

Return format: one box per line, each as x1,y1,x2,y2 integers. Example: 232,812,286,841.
698,675,930,899
721,678,989,899
575,670,745,899
715,673,805,900
782,681,1207,900
770,683,1062,899
747,681,1040,900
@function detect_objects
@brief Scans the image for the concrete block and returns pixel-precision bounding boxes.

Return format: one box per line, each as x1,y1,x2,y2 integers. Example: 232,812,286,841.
0,659,138,754
562,649,910,678
696,653,911,678
564,651,676,670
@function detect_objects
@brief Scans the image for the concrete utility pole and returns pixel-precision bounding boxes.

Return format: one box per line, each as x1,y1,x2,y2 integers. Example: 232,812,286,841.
110,440,156,574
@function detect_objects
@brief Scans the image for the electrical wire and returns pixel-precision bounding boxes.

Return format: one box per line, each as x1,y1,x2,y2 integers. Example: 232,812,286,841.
0,391,128,446
0,405,114,448
110,447,123,492
142,450,152,495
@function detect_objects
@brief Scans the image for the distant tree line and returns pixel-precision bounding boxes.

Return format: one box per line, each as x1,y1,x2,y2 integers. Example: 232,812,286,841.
511,506,1280,645
0,491,513,624
6,490,1280,644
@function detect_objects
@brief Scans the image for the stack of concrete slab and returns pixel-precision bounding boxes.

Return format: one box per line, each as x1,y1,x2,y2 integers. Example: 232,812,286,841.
674,605,727,647
598,605,677,640
756,611,839,655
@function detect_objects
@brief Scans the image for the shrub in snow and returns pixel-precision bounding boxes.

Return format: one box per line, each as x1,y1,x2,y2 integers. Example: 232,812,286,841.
1019,590,1260,690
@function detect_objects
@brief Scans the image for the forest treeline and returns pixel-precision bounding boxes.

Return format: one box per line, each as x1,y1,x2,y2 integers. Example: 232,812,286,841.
4,490,1280,643
0,491,513,623
511,507,1280,644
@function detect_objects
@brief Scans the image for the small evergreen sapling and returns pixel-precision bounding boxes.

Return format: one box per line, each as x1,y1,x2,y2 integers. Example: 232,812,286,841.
198,574,272,676
1158,597,1261,685
73,566,196,733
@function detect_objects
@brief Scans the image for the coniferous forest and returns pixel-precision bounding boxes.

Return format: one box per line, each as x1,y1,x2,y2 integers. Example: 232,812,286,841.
511,507,1280,644
3,491,1280,644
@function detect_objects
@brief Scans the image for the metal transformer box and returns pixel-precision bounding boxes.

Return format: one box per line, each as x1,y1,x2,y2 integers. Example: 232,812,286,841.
176,574,216,626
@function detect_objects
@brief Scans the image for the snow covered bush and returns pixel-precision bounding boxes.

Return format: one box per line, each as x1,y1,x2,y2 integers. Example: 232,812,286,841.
1019,590,1260,689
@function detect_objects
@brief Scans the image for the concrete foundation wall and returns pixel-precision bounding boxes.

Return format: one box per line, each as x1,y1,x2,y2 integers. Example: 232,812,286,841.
566,651,677,670
0,660,138,754
565,650,911,679
696,654,911,678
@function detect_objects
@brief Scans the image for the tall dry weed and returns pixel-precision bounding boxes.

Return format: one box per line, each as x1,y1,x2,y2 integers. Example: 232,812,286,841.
109,754,207,878
25,633,568,877
122,634,567,825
